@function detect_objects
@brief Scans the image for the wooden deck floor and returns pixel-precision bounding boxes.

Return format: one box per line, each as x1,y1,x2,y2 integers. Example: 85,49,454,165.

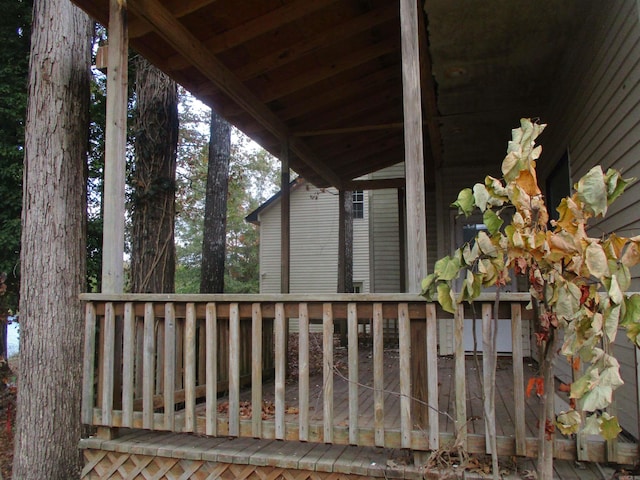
205,346,546,440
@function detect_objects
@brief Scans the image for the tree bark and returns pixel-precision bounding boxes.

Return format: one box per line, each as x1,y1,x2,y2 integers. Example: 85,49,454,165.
200,109,230,293
130,57,178,293
13,1,91,478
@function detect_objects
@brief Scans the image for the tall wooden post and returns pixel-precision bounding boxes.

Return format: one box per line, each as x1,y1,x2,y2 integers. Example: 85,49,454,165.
401,0,430,442
280,141,290,294
102,0,128,294
401,0,428,290
337,190,354,345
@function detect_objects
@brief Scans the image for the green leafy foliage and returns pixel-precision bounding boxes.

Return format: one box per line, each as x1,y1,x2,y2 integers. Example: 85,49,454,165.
0,0,32,311
421,118,640,440
175,99,279,293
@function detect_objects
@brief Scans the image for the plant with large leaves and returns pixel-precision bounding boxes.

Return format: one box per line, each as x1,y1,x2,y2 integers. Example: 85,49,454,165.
422,118,640,479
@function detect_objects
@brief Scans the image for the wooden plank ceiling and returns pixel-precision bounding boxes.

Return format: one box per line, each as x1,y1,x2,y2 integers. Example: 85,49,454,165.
72,0,583,188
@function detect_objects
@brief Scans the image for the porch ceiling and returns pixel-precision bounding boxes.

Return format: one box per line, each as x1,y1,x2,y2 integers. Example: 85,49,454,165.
72,0,582,188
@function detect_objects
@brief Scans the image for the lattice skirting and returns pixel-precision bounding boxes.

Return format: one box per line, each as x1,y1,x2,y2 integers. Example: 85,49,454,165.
81,449,388,480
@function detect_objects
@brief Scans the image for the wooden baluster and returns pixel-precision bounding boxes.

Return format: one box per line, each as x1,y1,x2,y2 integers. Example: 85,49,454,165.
229,303,241,436
298,303,310,441
454,304,467,450
323,303,334,443
122,302,135,427
511,303,526,456
348,303,359,445
184,303,196,433
81,302,97,424
142,303,155,429
275,302,286,439
426,303,439,450
205,303,217,436
251,303,263,438
101,302,115,426
164,303,176,431
398,303,411,449
373,303,385,447
482,303,497,455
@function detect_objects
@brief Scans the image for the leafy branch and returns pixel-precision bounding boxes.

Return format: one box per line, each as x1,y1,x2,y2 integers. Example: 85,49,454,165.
421,118,640,476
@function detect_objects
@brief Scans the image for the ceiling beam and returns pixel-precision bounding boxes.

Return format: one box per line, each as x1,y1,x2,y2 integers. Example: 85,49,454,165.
257,41,398,104
235,3,399,81
127,0,342,188
293,122,404,137
167,0,341,71
129,0,219,38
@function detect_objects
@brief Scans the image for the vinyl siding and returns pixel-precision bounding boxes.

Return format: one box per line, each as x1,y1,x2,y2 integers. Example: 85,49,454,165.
540,0,640,439
258,183,370,295
369,163,404,292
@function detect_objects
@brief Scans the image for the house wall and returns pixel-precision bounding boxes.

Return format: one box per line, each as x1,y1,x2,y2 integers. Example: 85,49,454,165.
540,0,640,440
369,163,404,292
258,183,370,295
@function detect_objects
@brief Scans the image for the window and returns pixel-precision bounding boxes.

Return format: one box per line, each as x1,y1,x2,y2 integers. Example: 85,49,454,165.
353,282,363,293
352,190,364,219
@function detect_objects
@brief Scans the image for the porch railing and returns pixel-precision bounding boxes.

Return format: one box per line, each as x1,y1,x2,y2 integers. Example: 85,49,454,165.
80,293,639,465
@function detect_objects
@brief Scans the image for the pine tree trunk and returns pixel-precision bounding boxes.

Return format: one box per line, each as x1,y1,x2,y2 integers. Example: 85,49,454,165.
200,109,230,294
130,57,178,293
13,1,91,478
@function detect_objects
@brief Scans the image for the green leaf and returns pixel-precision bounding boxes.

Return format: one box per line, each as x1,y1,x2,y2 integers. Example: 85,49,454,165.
604,168,634,206
603,304,620,343
434,256,461,281
437,282,455,314
585,242,610,279
477,230,498,257
580,384,612,412
421,273,436,298
451,188,474,217
608,274,623,305
483,209,503,235
473,183,490,212
600,412,622,440
621,294,640,327
576,166,607,217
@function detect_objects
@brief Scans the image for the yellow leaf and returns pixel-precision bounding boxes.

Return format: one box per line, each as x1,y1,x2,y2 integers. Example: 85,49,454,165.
585,242,610,279
515,168,541,196
621,240,640,267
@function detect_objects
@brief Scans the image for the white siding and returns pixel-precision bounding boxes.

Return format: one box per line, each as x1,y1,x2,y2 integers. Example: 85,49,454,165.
541,0,640,440
258,182,370,294
369,163,404,292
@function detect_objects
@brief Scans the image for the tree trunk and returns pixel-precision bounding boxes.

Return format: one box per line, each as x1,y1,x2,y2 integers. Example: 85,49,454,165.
13,1,91,478
130,57,178,293
200,109,230,294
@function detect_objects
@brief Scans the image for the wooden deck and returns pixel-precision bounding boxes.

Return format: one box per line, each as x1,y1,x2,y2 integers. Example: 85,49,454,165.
80,429,617,479
80,294,640,468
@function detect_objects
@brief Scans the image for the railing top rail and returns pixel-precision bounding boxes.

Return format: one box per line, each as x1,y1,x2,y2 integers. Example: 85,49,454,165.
79,292,533,303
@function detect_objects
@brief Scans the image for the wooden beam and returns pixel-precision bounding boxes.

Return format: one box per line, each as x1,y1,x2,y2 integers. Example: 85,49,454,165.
235,3,399,81
343,178,405,191
168,0,341,71
293,122,403,137
127,0,342,188
400,0,427,292
102,0,128,294
259,41,398,104
129,0,218,38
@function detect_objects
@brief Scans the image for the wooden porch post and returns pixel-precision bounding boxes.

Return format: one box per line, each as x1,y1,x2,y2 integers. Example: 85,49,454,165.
400,0,428,290
101,0,128,294
401,0,430,442
280,141,290,294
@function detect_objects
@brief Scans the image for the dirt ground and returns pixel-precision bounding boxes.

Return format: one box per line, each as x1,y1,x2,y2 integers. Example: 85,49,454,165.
0,356,17,480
